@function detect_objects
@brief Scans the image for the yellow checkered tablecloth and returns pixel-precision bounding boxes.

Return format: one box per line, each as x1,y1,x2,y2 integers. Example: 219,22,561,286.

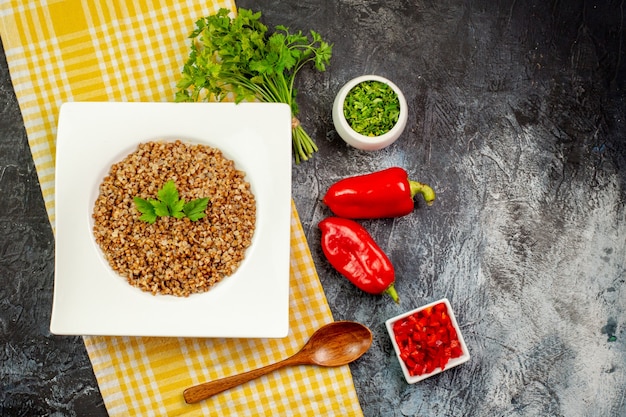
0,1,364,415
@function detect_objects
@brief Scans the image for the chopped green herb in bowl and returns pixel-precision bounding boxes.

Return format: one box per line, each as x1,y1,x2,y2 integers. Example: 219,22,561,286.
332,75,408,151
344,80,400,137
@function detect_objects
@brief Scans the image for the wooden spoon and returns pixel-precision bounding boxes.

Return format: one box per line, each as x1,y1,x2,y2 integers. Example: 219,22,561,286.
183,321,373,404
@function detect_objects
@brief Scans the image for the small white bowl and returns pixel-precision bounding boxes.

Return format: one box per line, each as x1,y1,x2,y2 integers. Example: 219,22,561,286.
332,75,408,151
385,298,470,384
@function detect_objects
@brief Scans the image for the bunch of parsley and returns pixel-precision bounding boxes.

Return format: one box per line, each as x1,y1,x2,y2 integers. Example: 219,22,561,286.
175,8,332,164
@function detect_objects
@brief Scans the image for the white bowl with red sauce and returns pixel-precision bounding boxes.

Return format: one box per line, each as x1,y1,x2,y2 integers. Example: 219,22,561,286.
385,298,470,383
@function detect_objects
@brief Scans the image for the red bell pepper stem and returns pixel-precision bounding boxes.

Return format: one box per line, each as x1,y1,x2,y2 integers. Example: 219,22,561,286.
385,284,400,304
409,180,436,206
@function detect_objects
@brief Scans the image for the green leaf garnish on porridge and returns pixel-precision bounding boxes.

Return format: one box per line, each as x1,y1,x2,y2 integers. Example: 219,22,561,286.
134,180,209,223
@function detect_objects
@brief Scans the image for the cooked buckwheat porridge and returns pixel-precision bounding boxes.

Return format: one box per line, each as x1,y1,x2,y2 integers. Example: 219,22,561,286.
92,140,256,296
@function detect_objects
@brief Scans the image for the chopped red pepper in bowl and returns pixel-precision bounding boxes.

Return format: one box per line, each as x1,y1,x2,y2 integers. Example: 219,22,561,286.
385,298,470,383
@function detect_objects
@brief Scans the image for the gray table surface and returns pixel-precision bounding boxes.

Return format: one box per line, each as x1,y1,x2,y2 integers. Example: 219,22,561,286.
2,0,625,416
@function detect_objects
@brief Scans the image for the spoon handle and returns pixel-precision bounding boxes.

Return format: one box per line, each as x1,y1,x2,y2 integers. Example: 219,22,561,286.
183,357,299,403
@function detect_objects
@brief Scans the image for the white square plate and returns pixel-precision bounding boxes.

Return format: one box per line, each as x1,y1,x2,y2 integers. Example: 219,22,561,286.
50,102,292,338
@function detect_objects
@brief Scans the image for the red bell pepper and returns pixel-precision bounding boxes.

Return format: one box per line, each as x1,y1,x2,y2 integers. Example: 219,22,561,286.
322,167,435,219
319,217,399,303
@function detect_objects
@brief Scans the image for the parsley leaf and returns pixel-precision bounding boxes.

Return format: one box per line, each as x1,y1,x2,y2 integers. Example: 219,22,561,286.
151,200,170,218
133,197,157,224
134,181,210,223
183,197,209,221
175,8,333,164
157,181,179,210
156,180,187,218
